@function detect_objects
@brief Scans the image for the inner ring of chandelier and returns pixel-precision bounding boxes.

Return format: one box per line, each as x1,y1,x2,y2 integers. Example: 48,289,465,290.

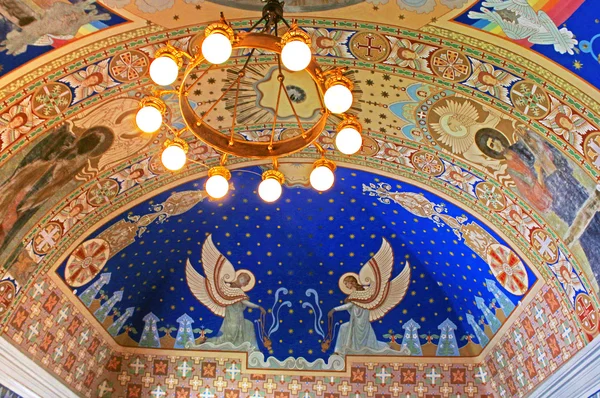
179,32,329,159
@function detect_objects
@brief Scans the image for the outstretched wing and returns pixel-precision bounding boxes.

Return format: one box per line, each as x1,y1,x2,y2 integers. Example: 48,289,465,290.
347,238,394,309
185,235,248,317
185,258,226,317
368,261,411,322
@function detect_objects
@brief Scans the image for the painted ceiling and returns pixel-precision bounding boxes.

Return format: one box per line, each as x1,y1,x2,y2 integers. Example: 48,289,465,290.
1,0,600,397
56,166,535,363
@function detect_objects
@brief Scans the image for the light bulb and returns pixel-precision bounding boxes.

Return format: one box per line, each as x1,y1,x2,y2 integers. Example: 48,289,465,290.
281,40,312,72
258,177,283,202
335,127,362,155
161,144,186,171
149,56,179,86
202,33,232,64
136,106,162,133
310,165,335,192
205,175,229,199
324,84,353,114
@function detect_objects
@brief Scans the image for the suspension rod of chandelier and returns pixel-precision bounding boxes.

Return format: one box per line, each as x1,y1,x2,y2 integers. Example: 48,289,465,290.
134,0,363,203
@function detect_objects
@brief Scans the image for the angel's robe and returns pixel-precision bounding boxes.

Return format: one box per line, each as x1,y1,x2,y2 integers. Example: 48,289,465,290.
208,300,259,349
333,302,387,354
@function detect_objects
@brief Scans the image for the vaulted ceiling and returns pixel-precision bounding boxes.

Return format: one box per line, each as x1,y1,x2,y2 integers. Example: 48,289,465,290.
0,0,599,397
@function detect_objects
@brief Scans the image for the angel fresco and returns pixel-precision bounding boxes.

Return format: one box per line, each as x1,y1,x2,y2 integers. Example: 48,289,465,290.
322,238,411,355
185,235,270,351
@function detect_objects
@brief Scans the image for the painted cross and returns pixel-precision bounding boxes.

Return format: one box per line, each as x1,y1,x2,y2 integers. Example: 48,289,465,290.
150,385,166,398
226,363,240,380
426,368,441,385
199,387,214,398
375,366,391,385
97,381,112,396
130,358,145,375
537,347,548,367
513,329,523,348
177,361,192,378
356,34,384,58
57,307,70,324
560,324,573,344
586,136,600,169
32,282,45,299
475,367,488,383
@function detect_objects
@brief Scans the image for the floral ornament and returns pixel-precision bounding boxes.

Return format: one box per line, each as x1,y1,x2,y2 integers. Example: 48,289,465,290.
60,59,118,103
463,59,520,104
113,158,156,192
539,96,594,153
384,37,437,73
0,96,41,151
396,0,436,14
549,254,585,303
305,28,353,58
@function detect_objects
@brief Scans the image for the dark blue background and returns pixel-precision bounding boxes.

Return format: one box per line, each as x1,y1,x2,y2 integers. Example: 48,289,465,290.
57,166,534,359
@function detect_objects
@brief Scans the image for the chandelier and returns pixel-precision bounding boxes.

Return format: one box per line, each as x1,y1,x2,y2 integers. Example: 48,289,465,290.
135,0,362,202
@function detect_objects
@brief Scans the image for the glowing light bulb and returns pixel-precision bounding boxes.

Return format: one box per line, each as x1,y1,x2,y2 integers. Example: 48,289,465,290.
161,144,186,171
136,106,162,133
335,126,362,155
205,174,229,199
281,40,312,72
324,84,353,114
202,33,232,64
310,165,335,192
258,177,283,202
149,56,179,86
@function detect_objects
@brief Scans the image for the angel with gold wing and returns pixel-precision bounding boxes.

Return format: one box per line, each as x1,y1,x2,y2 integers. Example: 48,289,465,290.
186,234,269,351
322,238,411,354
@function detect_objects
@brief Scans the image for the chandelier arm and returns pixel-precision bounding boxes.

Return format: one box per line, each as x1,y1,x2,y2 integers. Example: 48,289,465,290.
229,76,241,145
280,17,292,29
199,73,243,123
270,77,284,151
185,63,215,95
248,15,267,33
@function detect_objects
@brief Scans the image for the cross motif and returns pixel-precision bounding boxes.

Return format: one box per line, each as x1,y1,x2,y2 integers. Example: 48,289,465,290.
475,367,488,383
514,330,523,348
97,380,112,396
426,368,441,385
32,282,45,299
537,347,548,367
177,361,191,378
212,376,227,391
375,366,391,385
586,136,600,169
356,34,384,58
199,387,214,398
533,232,555,260
225,363,240,380
561,324,573,344
337,381,351,394
130,358,145,375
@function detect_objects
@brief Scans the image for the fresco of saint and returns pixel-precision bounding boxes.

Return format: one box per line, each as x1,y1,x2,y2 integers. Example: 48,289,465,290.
476,128,600,282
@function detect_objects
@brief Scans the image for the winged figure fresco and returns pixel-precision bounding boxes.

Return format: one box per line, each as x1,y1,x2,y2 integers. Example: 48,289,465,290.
468,0,577,55
186,234,268,351
322,238,411,354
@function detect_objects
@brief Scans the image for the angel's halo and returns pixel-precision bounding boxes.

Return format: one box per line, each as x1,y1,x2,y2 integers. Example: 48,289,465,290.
338,272,361,295
235,269,256,292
